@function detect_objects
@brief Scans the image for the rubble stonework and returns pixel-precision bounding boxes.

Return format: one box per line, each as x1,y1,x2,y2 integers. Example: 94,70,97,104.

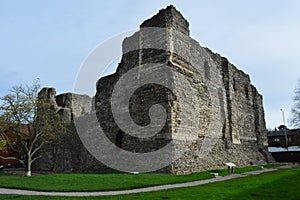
95,5,273,174
34,88,109,172
35,5,273,174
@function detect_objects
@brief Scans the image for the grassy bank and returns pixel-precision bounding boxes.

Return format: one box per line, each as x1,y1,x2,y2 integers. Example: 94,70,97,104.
0,166,299,199
0,164,281,192
113,167,300,200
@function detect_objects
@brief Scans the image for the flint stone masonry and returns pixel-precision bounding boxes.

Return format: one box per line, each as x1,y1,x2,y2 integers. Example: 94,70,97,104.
95,5,273,174
35,5,273,174
34,88,109,173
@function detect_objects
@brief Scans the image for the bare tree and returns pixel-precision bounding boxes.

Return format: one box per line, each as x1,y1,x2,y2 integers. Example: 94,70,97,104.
291,78,300,128
0,79,64,176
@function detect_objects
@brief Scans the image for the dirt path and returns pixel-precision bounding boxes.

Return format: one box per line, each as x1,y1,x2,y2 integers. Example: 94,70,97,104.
0,166,294,197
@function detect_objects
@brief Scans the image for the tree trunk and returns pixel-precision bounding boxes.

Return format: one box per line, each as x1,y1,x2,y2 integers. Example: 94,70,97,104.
26,154,32,176
26,169,31,176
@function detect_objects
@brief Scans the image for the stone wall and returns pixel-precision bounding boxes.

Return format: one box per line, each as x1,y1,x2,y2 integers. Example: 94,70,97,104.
33,88,111,173
95,5,273,174
35,5,273,174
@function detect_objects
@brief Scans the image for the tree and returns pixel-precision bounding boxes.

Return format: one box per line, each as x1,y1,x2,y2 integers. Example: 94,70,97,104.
0,79,65,176
0,118,9,155
291,78,300,128
0,117,6,152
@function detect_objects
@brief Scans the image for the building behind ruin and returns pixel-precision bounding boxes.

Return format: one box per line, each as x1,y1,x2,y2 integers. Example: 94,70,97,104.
268,127,300,162
34,5,273,174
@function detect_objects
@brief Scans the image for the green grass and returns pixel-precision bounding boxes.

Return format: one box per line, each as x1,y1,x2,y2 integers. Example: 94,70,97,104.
0,164,282,192
0,171,212,192
115,167,300,200
0,166,299,199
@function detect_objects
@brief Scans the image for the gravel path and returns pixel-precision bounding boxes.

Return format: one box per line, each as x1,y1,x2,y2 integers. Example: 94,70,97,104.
0,166,294,197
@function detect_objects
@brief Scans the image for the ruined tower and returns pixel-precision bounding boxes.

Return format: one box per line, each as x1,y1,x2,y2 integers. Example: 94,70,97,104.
95,5,273,174
35,5,273,174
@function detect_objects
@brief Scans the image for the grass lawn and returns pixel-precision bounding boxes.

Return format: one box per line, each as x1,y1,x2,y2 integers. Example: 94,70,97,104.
0,171,212,192
0,164,281,192
0,166,299,199
113,167,300,200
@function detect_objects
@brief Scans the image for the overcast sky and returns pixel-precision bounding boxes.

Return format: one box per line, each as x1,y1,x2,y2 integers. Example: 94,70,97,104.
1,0,299,129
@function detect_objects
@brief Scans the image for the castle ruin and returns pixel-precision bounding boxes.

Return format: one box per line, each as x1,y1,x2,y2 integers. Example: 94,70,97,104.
34,6,273,174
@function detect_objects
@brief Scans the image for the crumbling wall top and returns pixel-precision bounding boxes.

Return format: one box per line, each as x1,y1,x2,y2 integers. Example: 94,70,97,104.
140,5,190,35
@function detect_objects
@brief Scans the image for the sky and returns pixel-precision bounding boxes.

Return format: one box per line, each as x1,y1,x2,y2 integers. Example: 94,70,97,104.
0,0,299,129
